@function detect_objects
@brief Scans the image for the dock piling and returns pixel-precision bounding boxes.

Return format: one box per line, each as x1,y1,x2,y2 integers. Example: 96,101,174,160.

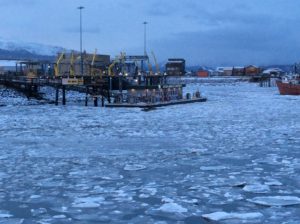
85,87,88,106
62,85,66,105
94,97,98,107
101,96,105,107
55,86,59,105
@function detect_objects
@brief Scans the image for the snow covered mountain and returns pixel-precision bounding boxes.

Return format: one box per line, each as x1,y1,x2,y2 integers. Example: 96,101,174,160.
0,37,64,60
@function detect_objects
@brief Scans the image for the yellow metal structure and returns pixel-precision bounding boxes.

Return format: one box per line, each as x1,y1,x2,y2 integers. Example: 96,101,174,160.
151,51,160,74
91,49,97,76
108,52,125,76
54,51,65,77
70,51,75,77
108,58,118,77
147,55,153,75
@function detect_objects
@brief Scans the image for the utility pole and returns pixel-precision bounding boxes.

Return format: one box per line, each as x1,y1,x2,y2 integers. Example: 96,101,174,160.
143,21,148,56
78,6,84,76
142,21,148,72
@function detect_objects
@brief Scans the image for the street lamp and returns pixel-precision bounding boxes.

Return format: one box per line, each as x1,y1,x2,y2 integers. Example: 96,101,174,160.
143,21,148,56
78,6,84,76
142,21,148,72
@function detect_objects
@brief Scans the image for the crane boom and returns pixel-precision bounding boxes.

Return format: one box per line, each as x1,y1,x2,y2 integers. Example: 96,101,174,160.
151,51,160,74
54,51,65,77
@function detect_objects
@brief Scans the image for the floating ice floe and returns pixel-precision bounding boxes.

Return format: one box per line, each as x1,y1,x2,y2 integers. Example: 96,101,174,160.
30,195,41,199
158,203,188,213
101,174,124,180
124,164,147,171
232,182,247,188
72,196,105,208
0,210,13,218
31,208,47,217
264,180,283,186
243,184,270,193
53,214,66,219
202,211,263,221
200,166,227,171
248,196,300,207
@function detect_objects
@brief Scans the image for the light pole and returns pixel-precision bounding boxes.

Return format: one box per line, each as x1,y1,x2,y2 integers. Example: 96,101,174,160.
78,6,84,76
142,21,148,72
143,21,148,56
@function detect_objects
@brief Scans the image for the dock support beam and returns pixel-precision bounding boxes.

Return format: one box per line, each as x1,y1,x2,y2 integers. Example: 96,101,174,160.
62,85,66,105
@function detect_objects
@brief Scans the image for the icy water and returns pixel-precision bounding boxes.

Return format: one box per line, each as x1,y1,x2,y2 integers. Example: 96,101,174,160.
0,82,300,223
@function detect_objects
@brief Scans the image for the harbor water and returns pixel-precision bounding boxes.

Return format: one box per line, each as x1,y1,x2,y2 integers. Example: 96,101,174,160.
0,81,300,223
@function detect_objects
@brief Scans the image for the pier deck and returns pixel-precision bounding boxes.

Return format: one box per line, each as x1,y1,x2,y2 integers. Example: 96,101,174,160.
106,97,207,108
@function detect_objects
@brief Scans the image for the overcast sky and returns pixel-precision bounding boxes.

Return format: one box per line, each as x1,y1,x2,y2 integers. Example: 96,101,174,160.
0,0,300,66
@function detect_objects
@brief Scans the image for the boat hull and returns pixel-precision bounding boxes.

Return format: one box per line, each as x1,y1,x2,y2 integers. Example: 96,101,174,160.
276,81,300,95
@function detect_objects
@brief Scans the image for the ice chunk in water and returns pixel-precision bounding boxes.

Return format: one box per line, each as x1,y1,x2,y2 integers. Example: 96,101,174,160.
248,196,300,206
264,180,283,186
31,208,47,217
53,214,66,219
124,164,146,171
202,211,263,221
200,166,227,171
72,196,105,208
243,184,270,193
158,203,188,213
0,210,13,218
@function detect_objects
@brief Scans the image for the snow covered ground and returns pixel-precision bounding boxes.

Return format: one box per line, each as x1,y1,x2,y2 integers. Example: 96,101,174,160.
0,82,299,223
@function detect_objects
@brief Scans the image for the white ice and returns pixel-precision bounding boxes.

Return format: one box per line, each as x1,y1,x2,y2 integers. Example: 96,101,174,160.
202,211,263,221
72,196,105,208
248,196,300,206
124,164,147,171
243,184,270,193
0,210,13,218
157,203,187,214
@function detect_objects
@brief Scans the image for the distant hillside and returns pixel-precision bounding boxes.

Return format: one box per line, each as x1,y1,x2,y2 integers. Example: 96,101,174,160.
0,37,63,61
0,48,55,61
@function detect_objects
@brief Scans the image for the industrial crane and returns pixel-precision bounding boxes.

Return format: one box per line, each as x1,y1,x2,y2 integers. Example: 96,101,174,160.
54,51,65,77
151,51,160,75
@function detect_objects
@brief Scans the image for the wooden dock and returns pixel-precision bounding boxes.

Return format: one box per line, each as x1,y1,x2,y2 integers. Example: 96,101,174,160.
0,73,207,108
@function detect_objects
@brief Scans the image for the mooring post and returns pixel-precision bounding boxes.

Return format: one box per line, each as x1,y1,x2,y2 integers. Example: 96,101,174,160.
55,86,59,106
62,85,66,105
